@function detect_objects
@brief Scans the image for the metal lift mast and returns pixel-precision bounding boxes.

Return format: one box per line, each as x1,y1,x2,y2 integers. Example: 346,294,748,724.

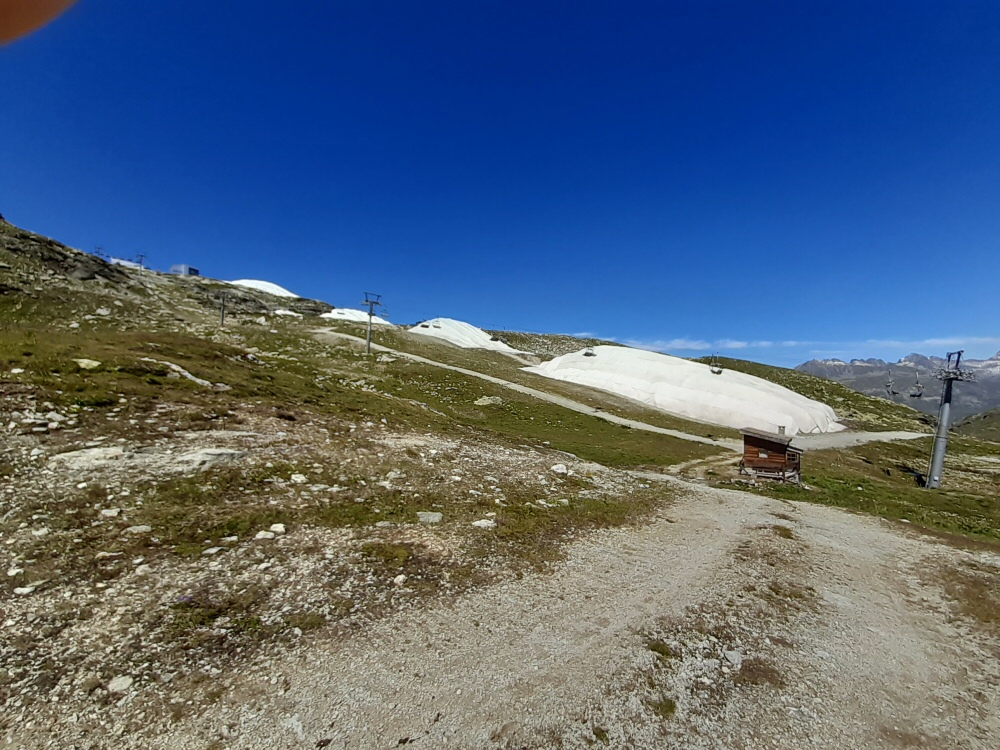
361,292,383,356
925,350,976,489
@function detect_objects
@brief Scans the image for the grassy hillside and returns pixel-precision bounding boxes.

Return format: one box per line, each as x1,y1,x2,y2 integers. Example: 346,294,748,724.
696,356,932,433
956,407,1000,443
485,330,621,359
748,436,1000,543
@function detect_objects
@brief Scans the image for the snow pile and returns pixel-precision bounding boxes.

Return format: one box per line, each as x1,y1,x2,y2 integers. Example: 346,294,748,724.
408,318,525,353
525,346,845,436
320,308,393,326
229,279,299,298
272,309,303,318
109,257,141,269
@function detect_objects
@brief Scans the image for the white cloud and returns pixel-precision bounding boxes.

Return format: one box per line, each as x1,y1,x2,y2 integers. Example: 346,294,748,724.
624,337,713,351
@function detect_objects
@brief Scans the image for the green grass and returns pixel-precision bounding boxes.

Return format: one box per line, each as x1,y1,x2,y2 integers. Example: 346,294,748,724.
370,357,726,467
750,437,1000,543
956,407,1000,443
320,324,742,441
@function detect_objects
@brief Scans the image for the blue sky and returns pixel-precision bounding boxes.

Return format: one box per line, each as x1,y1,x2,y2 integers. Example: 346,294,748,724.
2,1,999,366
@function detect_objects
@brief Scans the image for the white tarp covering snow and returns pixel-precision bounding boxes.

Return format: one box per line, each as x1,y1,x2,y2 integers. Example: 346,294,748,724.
408,318,525,353
229,279,300,298
525,346,845,436
320,308,393,325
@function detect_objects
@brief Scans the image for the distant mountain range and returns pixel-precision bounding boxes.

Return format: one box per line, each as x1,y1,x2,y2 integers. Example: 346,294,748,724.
796,351,1000,421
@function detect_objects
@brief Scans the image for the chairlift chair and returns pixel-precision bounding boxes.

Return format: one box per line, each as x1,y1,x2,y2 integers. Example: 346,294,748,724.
885,368,900,397
582,347,596,357
709,353,723,375
908,370,924,398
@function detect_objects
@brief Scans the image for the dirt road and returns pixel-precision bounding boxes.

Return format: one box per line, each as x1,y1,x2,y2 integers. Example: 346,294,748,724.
146,478,1000,750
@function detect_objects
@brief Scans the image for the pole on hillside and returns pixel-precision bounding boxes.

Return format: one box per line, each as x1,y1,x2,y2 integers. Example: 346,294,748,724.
220,292,227,327
362,292,383,356
925,350,976,489
136,253,147,274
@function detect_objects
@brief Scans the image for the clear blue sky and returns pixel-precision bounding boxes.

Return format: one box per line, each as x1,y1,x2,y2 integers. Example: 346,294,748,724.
3,1,999,366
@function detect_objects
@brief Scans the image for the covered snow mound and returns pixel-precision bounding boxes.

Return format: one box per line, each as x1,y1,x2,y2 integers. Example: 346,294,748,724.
320,308,393,325
525,346,845,436
408,318,525,353
229,279,299,298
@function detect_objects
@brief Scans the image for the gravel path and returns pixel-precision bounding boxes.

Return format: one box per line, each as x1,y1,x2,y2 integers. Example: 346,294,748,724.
142,479,1000,750
792,430,928,451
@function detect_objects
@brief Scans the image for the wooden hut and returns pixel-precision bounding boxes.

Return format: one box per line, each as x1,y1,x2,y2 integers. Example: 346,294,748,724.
739,427,802,483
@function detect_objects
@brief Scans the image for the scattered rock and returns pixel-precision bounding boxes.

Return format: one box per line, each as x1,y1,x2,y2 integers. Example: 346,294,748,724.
175,448,243,472
393,574,408,586
107,676,133,693
255,531,276,540
100,508,122,518
269,523,287,535
72,358,102,370
472,519,497,529
202,547,224,556
550,463,569,475
50,447,125,471
474,396,503,406
123,525,152,535
417,511,443,524
14,586,36,596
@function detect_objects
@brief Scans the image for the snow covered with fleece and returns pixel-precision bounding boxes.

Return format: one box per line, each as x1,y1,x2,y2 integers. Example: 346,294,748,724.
525,346,845,436
229,279,299,298
408,318,526,353
320,308,393,325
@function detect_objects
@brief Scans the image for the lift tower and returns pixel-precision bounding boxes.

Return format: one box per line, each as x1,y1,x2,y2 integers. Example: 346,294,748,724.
361,292,383,356
926,351,976,489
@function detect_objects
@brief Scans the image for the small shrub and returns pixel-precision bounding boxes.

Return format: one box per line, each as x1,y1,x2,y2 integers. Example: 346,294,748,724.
645,638,678,661
285,612,325,631
647,696,676,719
735,657,783,687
